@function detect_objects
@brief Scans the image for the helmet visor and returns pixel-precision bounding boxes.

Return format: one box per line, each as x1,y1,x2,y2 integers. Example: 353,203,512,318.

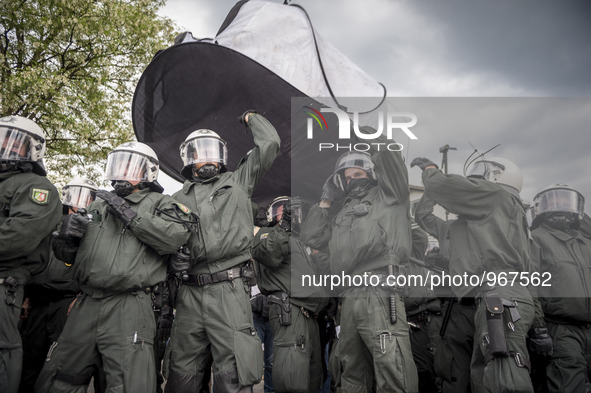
267,197,288,222
0,127,41,161
467,160,505,181
334,152,373,174
534,188,585,216
62,186,96,209
105,150,156,182
181,137,227,166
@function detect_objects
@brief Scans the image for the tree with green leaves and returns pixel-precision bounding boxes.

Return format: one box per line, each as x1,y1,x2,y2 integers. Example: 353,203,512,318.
0,0,176,185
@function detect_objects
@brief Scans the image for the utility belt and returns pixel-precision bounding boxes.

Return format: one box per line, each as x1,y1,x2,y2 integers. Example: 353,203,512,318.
0,276,22,305
267,291,317,326
480,291,529,370
185,266,248,287
80,285,155,299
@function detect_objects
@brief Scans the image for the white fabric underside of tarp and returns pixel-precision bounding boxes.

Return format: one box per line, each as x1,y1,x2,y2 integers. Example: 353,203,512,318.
212,0,387,115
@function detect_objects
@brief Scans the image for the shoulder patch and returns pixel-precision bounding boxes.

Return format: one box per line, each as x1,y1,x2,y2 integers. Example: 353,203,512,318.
175,203,191,214
260,233,269,240
31,188,50,205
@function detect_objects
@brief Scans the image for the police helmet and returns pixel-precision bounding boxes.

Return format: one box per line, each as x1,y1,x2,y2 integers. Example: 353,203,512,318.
0,116,47,175
331,151,376,192
62,178,98,210
266,196,289,225
105,142,161,191
179,129,228,180
532,184,584,228
466,157,523,193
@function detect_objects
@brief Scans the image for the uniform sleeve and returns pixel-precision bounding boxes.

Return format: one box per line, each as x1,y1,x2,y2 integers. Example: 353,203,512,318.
251,226,289,270
300,203,332,250
360,128,409,205
0,180,61,261
234,114,281,196
421,168,501,219
128,196,192,255
415,193,447,240
528,240,547,329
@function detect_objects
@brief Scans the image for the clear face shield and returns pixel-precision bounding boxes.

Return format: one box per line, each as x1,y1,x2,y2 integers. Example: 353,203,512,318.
105,150,156,182
466,160,505,181
62,186,96,210
534,188,585,218
267,198,288,223
0,127,42,161
181,137,227,167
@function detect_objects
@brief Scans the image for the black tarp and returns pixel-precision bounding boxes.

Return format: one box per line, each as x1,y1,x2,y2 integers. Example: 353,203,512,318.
132,41,340,207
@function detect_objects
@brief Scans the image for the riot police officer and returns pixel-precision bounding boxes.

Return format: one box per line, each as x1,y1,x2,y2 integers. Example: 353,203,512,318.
530,184,590,393
166,112,280,393
411,156,549,393
252,196,328,393
19,178,98,393
36,142,192,393
0,115,61,393
303,129,418,393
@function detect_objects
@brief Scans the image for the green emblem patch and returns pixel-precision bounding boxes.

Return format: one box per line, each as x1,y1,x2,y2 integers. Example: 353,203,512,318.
175,203,191,214
260,233,269,240
31,188,50,205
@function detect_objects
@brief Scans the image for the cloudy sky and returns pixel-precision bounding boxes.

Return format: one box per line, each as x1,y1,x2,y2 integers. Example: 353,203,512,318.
156,0,591,207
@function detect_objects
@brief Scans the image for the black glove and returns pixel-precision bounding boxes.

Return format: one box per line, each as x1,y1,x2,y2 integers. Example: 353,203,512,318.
95,190,137,227
424,247,448,269
52,214,90,240
321,175,344,202
277,202,292,232
237,110,258,127
410,157,438,171
169,247,191,280
528,327,553,356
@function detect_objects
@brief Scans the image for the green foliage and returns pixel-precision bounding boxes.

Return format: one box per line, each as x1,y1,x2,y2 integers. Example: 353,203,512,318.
0,0,177,186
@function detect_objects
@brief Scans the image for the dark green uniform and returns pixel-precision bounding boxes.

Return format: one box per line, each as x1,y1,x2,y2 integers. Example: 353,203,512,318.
35,188,191,393
302,135,418,393
405,225,443,393
166,114,280,393
18,250,79,393
415,193,470,393
0,170,61,393
421,168,536,393
252,225,328,393
531,222,591,393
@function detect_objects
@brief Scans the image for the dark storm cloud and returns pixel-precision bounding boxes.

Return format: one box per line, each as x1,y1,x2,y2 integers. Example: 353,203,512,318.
404,0,591,96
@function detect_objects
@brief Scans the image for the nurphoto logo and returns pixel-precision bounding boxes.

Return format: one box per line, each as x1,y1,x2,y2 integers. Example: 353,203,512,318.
305,105,418,152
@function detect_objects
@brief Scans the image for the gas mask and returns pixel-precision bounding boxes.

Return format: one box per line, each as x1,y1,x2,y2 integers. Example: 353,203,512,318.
112,181,137,197
192,164,219,181
544,212,579,230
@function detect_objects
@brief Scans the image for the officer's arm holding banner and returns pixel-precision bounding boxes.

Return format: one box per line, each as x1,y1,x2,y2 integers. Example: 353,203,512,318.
234,111,281,197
